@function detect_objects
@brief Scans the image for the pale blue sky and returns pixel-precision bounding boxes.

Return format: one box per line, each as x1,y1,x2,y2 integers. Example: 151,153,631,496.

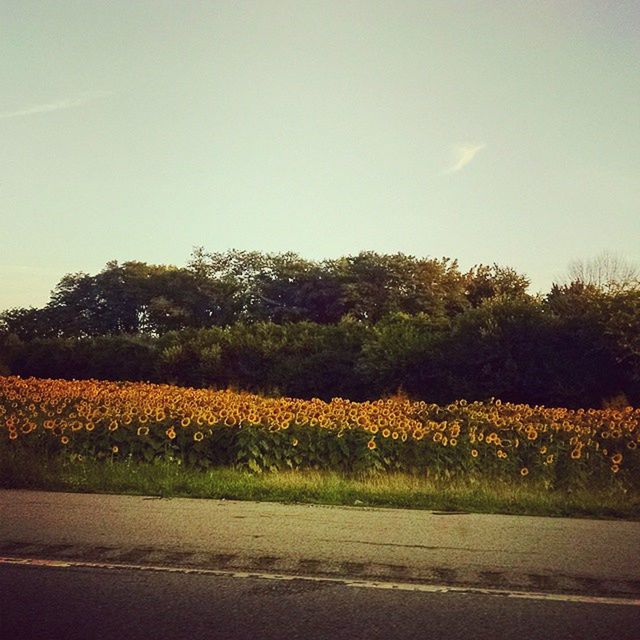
1,1,638,310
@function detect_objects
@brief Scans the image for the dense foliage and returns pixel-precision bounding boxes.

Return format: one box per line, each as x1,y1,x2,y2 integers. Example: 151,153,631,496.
1,250,639,408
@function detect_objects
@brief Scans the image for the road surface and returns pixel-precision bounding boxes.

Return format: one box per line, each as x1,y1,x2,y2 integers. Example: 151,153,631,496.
1,489,639,598
2,562,639,640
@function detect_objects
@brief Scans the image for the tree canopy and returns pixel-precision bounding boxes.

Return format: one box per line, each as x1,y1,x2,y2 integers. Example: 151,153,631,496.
1,249,638,409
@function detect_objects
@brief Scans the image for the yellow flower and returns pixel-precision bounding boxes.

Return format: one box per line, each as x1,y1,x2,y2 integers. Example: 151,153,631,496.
112,445,119,454
166,427,177,440
137,426,149,436
193,431,204,442
520,467,529,476
382,428,391,438
61,436,70,445
471,449,478,458
180,417,191,428
367,438,377,450
611,452,622,464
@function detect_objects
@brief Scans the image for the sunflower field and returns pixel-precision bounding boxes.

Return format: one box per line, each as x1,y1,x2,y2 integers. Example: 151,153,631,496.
1,376,638,489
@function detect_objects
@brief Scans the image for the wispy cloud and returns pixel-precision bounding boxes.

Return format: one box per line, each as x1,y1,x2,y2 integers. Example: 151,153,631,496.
443,143,486,174
0,90,111,120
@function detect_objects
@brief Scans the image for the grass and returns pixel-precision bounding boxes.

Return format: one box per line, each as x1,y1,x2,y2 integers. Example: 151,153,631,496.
1,447,638,520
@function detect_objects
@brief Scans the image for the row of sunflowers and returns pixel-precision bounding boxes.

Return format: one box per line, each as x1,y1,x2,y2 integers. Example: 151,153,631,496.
1,376,638,486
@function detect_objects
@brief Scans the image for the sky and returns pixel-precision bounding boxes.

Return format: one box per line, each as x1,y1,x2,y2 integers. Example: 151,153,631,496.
1,0,639,310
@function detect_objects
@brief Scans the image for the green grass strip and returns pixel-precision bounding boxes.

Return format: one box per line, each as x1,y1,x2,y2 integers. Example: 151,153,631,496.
2,448,639,520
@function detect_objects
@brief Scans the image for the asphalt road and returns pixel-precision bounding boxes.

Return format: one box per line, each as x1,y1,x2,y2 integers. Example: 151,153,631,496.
1,489,639,598
2,562,639,640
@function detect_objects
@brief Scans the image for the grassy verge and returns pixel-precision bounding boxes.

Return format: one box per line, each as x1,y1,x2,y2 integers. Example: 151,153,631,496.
2,448,638,520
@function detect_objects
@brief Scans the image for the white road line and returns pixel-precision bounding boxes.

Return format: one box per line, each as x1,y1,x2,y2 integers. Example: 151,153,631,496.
1,555,638,607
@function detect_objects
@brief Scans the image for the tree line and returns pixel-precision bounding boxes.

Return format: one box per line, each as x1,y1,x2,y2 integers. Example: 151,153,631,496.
1,249,638,408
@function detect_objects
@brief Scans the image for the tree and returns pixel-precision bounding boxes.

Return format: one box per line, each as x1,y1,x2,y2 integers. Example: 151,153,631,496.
442,297,552,404
326,252,468,323
564,251,639,294
545,282,640,406
464,264,531,307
